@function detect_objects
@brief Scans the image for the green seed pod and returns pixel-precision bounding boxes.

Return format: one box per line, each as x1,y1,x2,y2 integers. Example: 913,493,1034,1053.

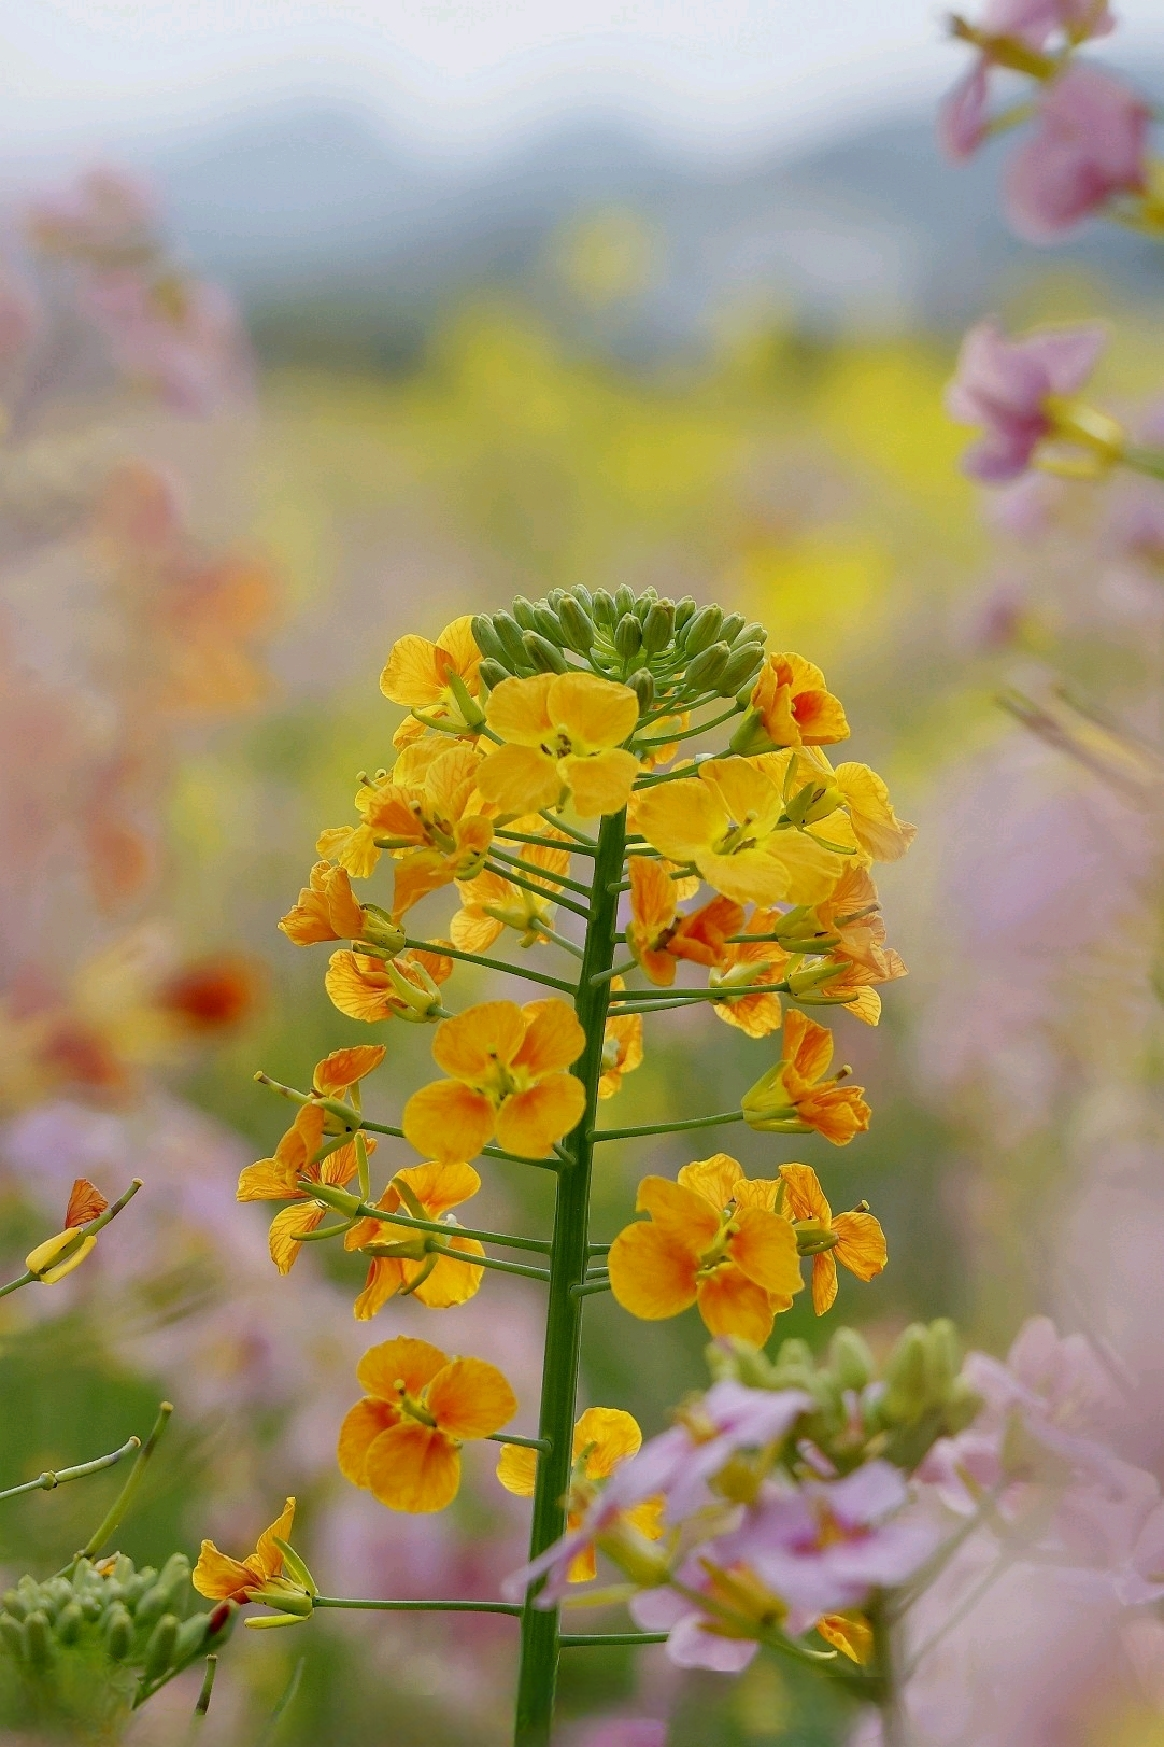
511,595,538,632
684,642,730,692
613,614,642,659
880,1323,929,1425
633,587,658,622
682,604,724,655
0,1614,25,1659
673,596,697,634
557,596,596,655
142,1615,180,1681
172,1614,211,1667
531,604,564,644
53,1602,84,1646
591,589,616,628
570,585,594,614
612,585,636,619
23,1612,51,1668
470,614,507,666
829,1327,875,1394
105,1603,133,1662
478,658,509,692
630,671,655,712
719,611,746,644
492,612,530,669
641,600,675,655
2,1590,26,1623
522,631,569,675
719,642,766,696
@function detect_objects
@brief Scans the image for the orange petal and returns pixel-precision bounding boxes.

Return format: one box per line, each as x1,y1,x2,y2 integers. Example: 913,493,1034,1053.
403,1080,495,1165
325,950,391,1022
832,1210,887,1283
313,1044,386,1097
253,1498,297,1582
636,1175,722,1248
811,1252,839,1316
568,1545,598,1584
608,1221,700,1320
321,1132,373,1188
392,848,457,919
513,998,586,1077
410,1236,486,1308
268,1203,324,1274
696,1265,777,1347
783,1010,834,1084
353,1257,406,1320
237,1157,302,1202
394,1159,481,1217
676,1153,742,1213
629,856,676,935
477,743,561,814
65,1178,108,1228
573,1407,641,1479
431,1000,525,1080
834,762,916,862
778,1162,831,1225
192,1543,254,1601
817,1613,874,1664
338,1396,401,1486
495,1073,585,1156
365,1422,462,1513
566,748,640,817
728,1208,803,1298
495,1442,538,1497
356,1334,449,1402
426,1357,517,1439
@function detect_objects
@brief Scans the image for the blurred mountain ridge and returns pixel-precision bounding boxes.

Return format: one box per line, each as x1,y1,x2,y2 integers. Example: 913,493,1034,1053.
144,87,1164,363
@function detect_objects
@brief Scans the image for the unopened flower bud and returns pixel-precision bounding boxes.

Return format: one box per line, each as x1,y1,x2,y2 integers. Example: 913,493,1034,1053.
829,1327,874,1393
105,1603,133,1661
471,614,508,667
633,587,659,623
571,584,594,613
142,1614,179,1679
641,599,675,654
880,1324,929,1425
492,612,531,668
613,614,642,659
557,596,596,655
673,595,697,634
630,670,655,711
23,1612,51,1667
613,585,636,619
53,1601,83,1645
682,603,723,655
591,588,616,627
684,642,731,693
532,603,564,644
719,642,766,696
511,595,538,631
479,657,510,692
523,631,569,674
173,1614,212,1664
718,611,746,643
0,1614,23,1659
924,1319,961,1398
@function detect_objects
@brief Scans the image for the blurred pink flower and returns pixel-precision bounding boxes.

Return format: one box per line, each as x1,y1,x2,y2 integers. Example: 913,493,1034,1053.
630,1568,759,1673
1005,66,1151,241
938,62,992,161
946,319,1106,482
570,1721,667,1747
975,0,1114,48
81,269,250,416
26,168,159,268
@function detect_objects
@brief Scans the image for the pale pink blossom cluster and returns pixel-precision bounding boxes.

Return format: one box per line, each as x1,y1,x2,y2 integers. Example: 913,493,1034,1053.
938,0,1153,242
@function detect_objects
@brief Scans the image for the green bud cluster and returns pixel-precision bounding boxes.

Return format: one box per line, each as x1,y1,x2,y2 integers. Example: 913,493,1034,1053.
471,587,767,714
0,1552,236,1739
708,1320,982,1477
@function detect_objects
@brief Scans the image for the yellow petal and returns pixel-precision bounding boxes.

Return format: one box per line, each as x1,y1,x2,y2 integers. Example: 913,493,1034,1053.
832,1210,888,1283
811,1251,839,1316
573,1407,641,1479
783,1010,834,1084
403,1080,495,1165
356,1335,449,1402
696,1265,777,1347
676,1153,743,1213
365,1422,461,1513
817,1613,874,1664
548,672,639,750
237,1158,300,1203
636,1175,722,1248
634,778,726,864
394,1159,481,1217
728,1208,803,1298
353,1257,406,1320
313,1044,386,1097
496,1442,538,1497
25,1230,96,1283
410,1236,485,1308
476,743,561,815
253,1498,297,1582
833,763,916,862
338,1396,401,1486
485,674,556,746
513,998,586,1077
380,633,444,707
777,1162,831,1226
325,950,391,1022
192,1543,255,1601
495,1074,585,1157
432,1001,525,1080
566,748,640,817
426,1356,518,1439
608,1221,700,1320
268,1204,324,1274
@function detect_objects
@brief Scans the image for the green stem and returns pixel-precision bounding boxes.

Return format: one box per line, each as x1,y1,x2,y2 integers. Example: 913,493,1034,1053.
570,1280,611,1298
489,848,594,897
1123,445,1164,482
0,1271,34,1299
424,1243,550,1283
496,827,596,857
402,937,577,995
632,701,743,749
345,1117,561,1173
484,862,590,918
74,1401,172,1565
514,808,625,1747
487,1433,551,1452
0,1436,141,1503
589,960,639,985
539,811,596,848
536,926,585,961
607,985,779,1005
558,1632,669,1647
340,1200,551,1255
314,1596,523,1616
591,1110,744,1143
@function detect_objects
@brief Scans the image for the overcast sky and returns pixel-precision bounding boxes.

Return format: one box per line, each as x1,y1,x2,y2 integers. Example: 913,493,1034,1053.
5,0,1164,165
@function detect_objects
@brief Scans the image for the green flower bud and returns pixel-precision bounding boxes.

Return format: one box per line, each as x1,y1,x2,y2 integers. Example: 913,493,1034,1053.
571,584,594,613
829,1327,875,1393
511,595,538,632
40,1578,73,1619
630,671,655,711
776,1338,813,1373
53,1602,83,1646
79,1595,103,1623
719,643,766,696
105,1603,133,1662
0,1614,24,1659
532,604,564,644
478,657,510,692
633,587,659,623
471,614,507,666
613,614,642,659
547,588,567,611
2,1590,26,1622
682,604,723,655
23,1612,51,1668
591,589,616,628
719,611,746,643
880,1324,929,1425
492,612,530,669
944,1380,983,1437
684,642,730,692
925,1319,960,1399
522,631,569,674
641,600,675,654
557,596,596,655
612,585,636,619
172,1614,211,1666
142,1614,180,1680
733,621,766,648
673,596,697,634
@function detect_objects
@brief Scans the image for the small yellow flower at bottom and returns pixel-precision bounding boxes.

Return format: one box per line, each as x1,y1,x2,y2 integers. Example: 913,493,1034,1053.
25,1179,109,1284
339,1336,517,1512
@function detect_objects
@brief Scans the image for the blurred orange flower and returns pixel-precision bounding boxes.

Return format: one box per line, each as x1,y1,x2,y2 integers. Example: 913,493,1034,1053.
403,998,585,1163
339,1336,517,1512
477,673,640,817
608,1153,803,1346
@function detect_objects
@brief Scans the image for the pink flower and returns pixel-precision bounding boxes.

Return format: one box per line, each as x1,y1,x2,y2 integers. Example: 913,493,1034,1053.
976,0,1114,47
81,269,250,416
946,319,1106,481
938,62,992,161
571,1721,668,1747
1005,65,1151,241
630,1568,759,1673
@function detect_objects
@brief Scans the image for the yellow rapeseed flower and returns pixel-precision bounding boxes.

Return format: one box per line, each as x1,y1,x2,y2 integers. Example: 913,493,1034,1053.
477,672,640,817
380,615,484,748
741,1012,870,1145
343,1160,486,1319
778,1163,887,1314
193,1499,297,1603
